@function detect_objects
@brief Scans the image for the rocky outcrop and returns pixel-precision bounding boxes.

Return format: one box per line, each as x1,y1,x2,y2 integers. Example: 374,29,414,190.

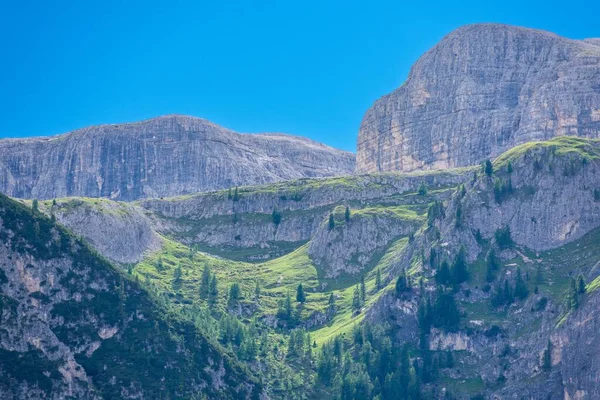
308,206,422,278
0,194,261,399
0,115,355,201
435,137,600,262
357,24,600,174
141,172,464,261
43,198,162,264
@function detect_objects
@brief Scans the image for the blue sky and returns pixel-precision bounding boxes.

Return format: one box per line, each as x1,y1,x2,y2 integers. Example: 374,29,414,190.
1,0,598,151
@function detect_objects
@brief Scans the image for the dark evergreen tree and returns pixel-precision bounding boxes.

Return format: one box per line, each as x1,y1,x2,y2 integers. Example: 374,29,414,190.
228,282,241,308
329,213,335,230
352,285,362,312
514,268,529,300
432,289,461,331
32,198,39,213
451,246,469,285
417,182,428,196
296,284,306,303
395,270,410,297
360,274,366,302
199,264,211,300
577,274,586,294
484,159,493,177
232,186,239,201
345,206,350,222
485,249,499,283
172,265,183,291
542,340,552,371
375,268,382,291
271,209,282,225
254,280,261,300
436,260,452,286
208,274,219,304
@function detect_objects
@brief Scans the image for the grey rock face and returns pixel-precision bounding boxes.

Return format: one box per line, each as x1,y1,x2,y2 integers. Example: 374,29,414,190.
0,115,355,201
46,198,162,264
357,24,600,173
433,138,600,263
308,208,421,278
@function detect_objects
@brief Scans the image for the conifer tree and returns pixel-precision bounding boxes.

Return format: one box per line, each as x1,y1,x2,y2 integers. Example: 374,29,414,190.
360,274,366,301
200,264,211,299
484,159,493,177
296,284,306,303
451,246,469,285
328,292,336,312
254,280,261,300
345,206,350,222
328,213,335,230
233,186,239,202
209,274,219,304
514,268,529,300
352,285,362,312
577,274,586,294
228,283,241,308
375,269,382,291
542,340,552,371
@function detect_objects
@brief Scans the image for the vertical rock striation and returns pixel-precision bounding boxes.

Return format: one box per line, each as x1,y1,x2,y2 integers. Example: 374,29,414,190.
357,24,600,173
0,115,355,201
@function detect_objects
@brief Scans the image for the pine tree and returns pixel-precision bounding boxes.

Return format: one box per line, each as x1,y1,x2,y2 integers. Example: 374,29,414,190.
233,186,240,202
417,182,428,196
254,280,261,300
360,274,366,302
352,285,362,312
395,270,410,297
228,187,232,199
484,159,493,177
228,283,241,308
485,249,499,283
451,246,469,285
569,278,579,310
272,209,282,225
345,206,350,222
32,199,39,213
514,268,529,300
577,274,586,294
375,269,382,291
328,213,335,230
209,274,219,304
328,292,336,312
172,265,183,291
296,284,306,303
542,340,552,371
436,260,452,286
156,256,164,271
200,264,211,299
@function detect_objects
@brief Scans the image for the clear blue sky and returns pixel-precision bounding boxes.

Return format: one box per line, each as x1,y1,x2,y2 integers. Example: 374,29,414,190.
1,0,598,151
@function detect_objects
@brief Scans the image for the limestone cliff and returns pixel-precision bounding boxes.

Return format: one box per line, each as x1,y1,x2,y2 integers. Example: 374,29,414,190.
0,115,355,200
357,24,600,173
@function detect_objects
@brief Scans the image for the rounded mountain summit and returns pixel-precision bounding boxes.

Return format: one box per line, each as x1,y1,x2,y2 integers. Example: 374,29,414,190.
0,115,355,200
356,23,600,173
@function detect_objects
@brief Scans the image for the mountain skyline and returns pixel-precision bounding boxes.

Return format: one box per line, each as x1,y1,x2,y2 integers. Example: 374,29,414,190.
2,0,600,152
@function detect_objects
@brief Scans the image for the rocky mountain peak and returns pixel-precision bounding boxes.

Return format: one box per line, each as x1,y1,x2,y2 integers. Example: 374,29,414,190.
356,23,600,173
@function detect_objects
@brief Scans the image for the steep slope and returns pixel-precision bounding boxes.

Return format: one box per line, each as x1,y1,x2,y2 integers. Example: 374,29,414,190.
0,114,355,200
357,24,600,173
0,194,261,399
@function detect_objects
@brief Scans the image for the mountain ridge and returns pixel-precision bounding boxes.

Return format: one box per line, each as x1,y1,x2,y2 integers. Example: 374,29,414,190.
0,114,355,201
